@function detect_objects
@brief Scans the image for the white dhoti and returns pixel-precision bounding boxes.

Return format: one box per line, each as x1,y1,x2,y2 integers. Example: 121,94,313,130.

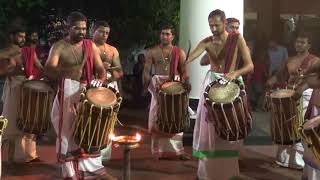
193,71,244,180
301,90,320,180
1,76,38,162
275,88,313,169
148,75,184,158
51,79,106,179
100,80,119,161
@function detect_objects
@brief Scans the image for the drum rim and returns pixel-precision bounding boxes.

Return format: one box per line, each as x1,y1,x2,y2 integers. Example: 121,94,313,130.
84,86,120,108
204,79,244,105
269,88,295,99
158,80,186,95
22,80,54,93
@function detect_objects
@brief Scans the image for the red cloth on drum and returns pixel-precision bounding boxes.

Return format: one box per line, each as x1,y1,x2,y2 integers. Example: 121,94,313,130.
224,33,239,73
82,39,94,84
169,46,181,81
21,47,41,80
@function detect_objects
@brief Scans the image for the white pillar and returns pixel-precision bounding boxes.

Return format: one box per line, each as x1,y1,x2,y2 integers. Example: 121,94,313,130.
179,0,244,99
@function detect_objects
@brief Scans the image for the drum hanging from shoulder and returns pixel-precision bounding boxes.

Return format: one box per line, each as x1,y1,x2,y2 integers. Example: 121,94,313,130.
204,80,252,141
268,89,302,145
73,85,122,153
299,117,320,164
157,81,190,134
17,80,54,134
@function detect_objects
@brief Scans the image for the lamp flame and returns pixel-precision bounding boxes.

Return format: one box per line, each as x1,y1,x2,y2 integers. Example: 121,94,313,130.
109,133,116,141
135,133,142,142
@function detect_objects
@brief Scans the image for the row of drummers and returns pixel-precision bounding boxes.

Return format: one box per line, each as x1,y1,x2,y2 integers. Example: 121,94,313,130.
1,71,319,156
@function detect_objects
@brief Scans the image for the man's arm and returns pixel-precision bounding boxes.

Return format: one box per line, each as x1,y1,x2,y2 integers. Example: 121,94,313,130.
111,47,123,80
92,43,107,83
178,49,188,82
34,53,44,71
44,43,63,80
226,35,254,81
200,53,210,66
143,49,153,91
185,40,207,64
266,60,289,88
303,57,320,75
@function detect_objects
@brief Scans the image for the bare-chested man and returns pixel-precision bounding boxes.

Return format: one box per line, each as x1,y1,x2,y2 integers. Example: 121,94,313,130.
92,20,123,162
200,17,240,66
266,32,320,170
0,25,44,163
45,12,116,180
185,9,253,180
143,24,191,160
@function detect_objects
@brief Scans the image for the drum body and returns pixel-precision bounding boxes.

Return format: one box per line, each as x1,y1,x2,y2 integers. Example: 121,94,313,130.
299,118,320,163
74,86,122,152
268,89,302,145
157,81,189,134
204,80,252,141
17,80,54,134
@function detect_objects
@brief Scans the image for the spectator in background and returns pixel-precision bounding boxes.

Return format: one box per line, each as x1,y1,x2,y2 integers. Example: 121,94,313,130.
248,48,269,111
268,38,288,76
133,53,146,105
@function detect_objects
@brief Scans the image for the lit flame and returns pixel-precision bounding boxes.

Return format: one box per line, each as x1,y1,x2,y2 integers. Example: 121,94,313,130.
109,133,116,141
135,133,142,141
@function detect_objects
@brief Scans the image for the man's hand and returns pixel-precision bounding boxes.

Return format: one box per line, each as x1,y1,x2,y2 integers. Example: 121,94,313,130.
90,79,103,88
266,77,277,89
183,81,191,93
224,71,238,82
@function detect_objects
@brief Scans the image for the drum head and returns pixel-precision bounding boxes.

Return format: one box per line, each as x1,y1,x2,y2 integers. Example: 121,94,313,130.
23,80,52,92
270,89,295,98
208,82,240,103
160,81,185,95
86,87,117,107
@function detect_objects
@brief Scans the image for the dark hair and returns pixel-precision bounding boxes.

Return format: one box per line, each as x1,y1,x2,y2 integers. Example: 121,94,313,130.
160,24,175,35
296,31,312,44
94,20,110,31
226,18,240,25
8,25,26,35
66,11,87,26
208,9,226,21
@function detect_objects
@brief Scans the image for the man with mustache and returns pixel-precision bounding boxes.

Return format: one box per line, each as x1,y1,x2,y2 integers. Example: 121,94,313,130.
45,12,115,180
92,20,123,162
0,25,43,163
185,9,254,179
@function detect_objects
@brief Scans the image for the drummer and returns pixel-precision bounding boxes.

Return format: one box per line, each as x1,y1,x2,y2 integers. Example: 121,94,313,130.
143,24,191,160
92,20,123,162
293,44,320,180
185,9,253,179
266,32,320,170
0,25,43,163
44,12,116,179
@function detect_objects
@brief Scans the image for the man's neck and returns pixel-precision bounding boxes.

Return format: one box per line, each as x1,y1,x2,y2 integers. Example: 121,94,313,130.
160,43,173,49
66,36,83,45
30,43,37,48
297,51,309,57
94,40,106,47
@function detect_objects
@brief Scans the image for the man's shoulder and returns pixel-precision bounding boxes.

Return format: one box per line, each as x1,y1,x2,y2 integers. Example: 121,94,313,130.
106,43,118,52
201,36,212,43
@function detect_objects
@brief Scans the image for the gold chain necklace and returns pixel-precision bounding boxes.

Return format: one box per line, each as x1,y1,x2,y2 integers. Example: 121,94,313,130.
160,45,172,71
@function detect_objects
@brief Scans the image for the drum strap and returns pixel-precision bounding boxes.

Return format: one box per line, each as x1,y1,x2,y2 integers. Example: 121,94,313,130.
300,53,316,70
82,39,94,84
224,33,239,73
21,47,41,80
169,46,181,81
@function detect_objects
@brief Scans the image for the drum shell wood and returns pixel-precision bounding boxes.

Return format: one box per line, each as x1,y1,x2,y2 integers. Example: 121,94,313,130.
157,81,189,134
73,86,122,153
17,80,54,134
268,89,302,145
204,80,252,141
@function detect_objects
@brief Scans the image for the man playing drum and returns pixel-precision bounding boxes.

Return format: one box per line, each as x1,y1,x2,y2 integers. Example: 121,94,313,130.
185,9,254,179
266,32,320,170
0,25,42,163
293,50,320,180
44,12,116,180
143,24,191,160
92,20,123,162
